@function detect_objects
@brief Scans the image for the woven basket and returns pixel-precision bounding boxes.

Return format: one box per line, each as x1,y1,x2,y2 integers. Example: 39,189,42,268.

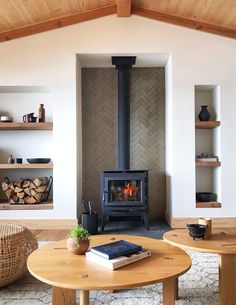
0,223,38,287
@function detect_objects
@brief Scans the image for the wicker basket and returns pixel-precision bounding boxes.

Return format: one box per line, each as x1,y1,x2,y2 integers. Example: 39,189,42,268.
0,223,38,287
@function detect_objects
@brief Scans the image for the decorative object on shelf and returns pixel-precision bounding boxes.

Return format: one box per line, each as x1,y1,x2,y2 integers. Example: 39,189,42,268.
196,192,217,202
198,217,212,238
15,158,23,164
7,155,14,164
198,105,211,121
0,116,13,122
196,153,219,162
27,158,51,164
28,116,37,122
66,224,90,255
23,112,34,123
2,176,53,204
187,224,206,240
38,104,45,122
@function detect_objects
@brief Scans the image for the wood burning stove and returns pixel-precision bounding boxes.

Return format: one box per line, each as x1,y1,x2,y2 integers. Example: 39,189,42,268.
101,170,149,231
100,56,149,231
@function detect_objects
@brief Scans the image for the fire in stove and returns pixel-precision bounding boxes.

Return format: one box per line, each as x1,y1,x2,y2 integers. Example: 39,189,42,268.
109,180,140,202
123,182,137,198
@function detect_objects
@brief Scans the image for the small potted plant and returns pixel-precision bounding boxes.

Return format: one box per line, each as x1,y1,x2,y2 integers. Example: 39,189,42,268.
66,224,90,255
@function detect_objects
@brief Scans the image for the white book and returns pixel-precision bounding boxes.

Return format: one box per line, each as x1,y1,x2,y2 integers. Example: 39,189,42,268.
86,249,151,270
196,157,218,162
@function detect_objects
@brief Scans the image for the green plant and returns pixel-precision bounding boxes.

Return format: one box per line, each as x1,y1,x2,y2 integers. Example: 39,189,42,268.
71,225,90,241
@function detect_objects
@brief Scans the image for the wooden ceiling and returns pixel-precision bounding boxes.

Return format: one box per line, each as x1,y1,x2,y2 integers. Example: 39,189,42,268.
0,0,235,43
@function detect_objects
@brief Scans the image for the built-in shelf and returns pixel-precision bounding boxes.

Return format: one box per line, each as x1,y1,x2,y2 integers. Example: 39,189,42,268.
196,201,221,208
0,200,53,210
195,121,220,129
196,161,221,167
0,163,53,169
0,122,53,130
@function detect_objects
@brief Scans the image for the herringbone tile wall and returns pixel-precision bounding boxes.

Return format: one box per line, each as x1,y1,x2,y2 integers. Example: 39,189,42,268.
82,67,165,219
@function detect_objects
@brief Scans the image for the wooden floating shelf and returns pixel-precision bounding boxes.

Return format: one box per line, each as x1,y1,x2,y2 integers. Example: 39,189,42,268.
195,121,220,129
196,161,221,167
0,201,53,210
0,122,53,130
196,201,221,208
0,163,53,169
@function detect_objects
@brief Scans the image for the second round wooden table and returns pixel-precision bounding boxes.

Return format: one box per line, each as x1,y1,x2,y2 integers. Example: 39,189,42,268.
164,228,236,305
27,234,191,305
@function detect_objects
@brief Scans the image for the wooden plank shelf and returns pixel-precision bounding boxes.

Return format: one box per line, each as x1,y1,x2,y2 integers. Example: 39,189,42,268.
196,201,221,208
0,122,53,130
195,121,220,129
0,201,53,210
0,163,53,169
196,161,221,167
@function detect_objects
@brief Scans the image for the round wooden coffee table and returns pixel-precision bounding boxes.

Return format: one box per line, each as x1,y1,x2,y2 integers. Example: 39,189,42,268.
27,234,191,305
163,228,236,305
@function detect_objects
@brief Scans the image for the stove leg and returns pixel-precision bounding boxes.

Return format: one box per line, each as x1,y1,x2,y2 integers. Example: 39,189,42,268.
142,212,149,230
101,214,108,232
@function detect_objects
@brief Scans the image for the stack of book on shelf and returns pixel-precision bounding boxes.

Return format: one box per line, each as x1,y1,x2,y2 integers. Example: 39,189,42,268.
86,239,151,270
196,154,219,162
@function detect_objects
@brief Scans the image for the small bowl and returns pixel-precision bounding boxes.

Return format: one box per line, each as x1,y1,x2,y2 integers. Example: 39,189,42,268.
187,224,206,240
196,192,217,202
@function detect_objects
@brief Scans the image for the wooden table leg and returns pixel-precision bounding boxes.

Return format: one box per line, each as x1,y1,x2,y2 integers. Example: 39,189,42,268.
80,289,89,305
52,286,76,305
219,254,236,305
163,278,176,305
174,277,179,300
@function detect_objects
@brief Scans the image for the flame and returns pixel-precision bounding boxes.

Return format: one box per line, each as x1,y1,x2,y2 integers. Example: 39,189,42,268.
123,182,136,197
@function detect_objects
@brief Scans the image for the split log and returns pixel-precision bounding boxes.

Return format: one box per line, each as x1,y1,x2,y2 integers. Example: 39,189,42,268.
33,178,42,187
24,187,31,196
22,180,30,188
5,188,14,199
15,179,24,188
25,196,37,204
29,182,36,189
35,185,47,193
2,182,8,191
2,176,52,204
14,186,23,193
17,192,25,199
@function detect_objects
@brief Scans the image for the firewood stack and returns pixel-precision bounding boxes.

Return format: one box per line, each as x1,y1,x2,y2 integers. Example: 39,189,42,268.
2,177,52,204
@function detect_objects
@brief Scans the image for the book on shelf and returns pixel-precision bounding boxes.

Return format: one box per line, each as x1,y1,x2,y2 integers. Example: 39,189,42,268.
86,249,151,270
90,240,142,259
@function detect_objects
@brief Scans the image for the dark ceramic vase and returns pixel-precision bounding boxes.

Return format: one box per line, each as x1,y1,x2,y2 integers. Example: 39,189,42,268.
198,105,211,121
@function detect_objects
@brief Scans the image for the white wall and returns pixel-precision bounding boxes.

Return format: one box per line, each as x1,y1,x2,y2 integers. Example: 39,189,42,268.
0,15,236,220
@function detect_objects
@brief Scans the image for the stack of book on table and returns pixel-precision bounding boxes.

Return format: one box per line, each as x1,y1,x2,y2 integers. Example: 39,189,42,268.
86,239,151,270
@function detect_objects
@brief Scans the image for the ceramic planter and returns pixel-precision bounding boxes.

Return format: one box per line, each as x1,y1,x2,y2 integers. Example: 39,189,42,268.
66,237,90,255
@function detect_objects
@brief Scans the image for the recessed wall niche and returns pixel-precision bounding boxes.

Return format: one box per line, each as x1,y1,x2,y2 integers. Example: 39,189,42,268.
82,67,165,219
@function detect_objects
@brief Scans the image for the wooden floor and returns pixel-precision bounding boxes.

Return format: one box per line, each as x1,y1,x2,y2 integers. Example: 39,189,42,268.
32,229,70,241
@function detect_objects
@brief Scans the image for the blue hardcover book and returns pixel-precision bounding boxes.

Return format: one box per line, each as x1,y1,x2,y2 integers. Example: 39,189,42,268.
90,240,142,259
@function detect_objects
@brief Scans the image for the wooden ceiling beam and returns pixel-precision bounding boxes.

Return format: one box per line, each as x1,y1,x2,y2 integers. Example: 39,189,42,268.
117,0,131,17
132,7,236,40
0,5,116,43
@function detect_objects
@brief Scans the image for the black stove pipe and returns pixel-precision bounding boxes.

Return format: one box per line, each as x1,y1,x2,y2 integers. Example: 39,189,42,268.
112,56,136,170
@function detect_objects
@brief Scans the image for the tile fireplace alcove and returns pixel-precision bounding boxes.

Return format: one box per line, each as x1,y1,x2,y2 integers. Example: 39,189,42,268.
77,53,167,223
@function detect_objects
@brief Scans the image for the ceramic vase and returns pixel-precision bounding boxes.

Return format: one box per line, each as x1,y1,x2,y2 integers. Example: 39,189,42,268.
198,105,211,121
66,237,90,255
